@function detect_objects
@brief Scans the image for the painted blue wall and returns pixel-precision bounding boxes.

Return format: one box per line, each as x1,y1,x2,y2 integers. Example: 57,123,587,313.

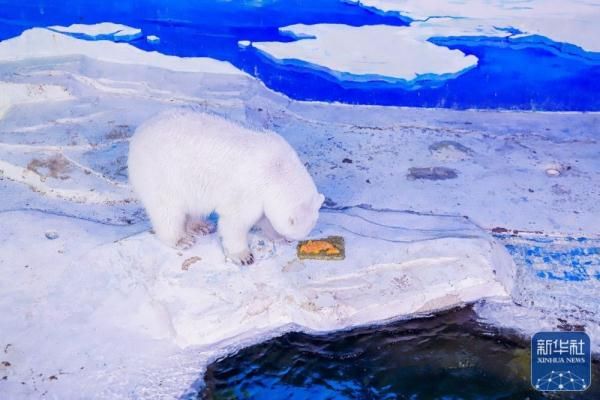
1,0,598,110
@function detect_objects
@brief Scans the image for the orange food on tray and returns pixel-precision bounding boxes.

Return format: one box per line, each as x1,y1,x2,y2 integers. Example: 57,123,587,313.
299,240,340,255
297,236,345,260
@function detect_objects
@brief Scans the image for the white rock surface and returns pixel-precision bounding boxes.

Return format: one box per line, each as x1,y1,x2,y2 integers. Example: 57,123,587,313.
0,81,73,119
0,205,513,398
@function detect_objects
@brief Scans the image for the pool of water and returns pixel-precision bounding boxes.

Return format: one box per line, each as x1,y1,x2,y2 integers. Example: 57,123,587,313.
1,0,599,110
201,307,599,399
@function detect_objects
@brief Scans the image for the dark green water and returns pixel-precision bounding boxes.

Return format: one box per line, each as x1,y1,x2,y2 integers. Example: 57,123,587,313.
201,307,599,400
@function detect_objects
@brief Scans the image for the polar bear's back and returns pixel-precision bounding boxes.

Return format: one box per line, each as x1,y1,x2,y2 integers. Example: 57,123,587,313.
128,110,301,214
131,110,275,155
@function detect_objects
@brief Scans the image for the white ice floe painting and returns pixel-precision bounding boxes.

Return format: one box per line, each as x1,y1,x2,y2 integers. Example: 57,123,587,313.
349,0,600,52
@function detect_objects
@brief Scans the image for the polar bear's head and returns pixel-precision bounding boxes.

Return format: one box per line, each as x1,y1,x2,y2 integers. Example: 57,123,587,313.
266,190,325,241
264,144,324,240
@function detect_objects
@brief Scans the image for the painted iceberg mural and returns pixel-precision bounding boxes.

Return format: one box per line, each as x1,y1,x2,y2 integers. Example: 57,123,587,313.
0,0,599,109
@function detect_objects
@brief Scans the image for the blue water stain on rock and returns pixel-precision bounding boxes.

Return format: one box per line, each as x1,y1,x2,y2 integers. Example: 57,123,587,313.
498,234,600,282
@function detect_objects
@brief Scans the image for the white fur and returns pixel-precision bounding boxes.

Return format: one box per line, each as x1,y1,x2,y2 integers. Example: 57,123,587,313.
128,110,324,265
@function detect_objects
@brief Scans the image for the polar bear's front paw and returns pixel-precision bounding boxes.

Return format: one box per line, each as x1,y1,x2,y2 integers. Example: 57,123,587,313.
227,250,255,266
187,219,216,236
176,234,196,250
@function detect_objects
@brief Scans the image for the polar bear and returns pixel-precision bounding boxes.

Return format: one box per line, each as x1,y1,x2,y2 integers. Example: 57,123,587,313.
128,110,324,265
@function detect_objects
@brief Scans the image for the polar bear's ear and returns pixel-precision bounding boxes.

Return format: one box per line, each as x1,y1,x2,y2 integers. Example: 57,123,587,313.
318,193,325,205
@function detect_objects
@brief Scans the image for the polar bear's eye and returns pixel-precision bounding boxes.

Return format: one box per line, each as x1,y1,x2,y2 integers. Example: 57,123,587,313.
289,217,295,226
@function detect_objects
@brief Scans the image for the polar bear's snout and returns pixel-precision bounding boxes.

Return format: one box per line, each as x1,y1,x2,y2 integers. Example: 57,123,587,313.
272,193,324,241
